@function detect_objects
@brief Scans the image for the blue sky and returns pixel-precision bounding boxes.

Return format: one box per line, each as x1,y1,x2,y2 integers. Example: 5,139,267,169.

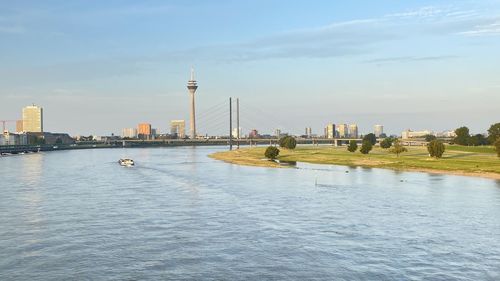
1,0,499,136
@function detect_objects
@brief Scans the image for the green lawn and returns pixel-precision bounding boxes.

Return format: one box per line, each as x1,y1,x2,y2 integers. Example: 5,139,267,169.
210,145,500,178
446,145,495,153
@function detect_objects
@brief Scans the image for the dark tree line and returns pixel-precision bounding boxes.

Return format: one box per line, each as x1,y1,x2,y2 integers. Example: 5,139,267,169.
453,123,499,146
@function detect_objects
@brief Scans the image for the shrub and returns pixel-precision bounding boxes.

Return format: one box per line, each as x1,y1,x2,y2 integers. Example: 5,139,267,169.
360,140,373,154
363,133,377,146
424,134,436,142
347,140,358,152
279,136,297,150
389,139,407,157
427,140,445,158
264,146,280,160
380,138,393,149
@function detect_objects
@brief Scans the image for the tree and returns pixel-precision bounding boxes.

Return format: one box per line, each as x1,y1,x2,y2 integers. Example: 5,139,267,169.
264,146,280,160
487,123,500,144
380,138,393,149
468,134,489,146
363,133,377,146
360,140,373,154
424,134,436,142
390,139,407,157
347,140,358,152
495,138,500,158
454,126,470,145
279,136,297,150
427,140,445,158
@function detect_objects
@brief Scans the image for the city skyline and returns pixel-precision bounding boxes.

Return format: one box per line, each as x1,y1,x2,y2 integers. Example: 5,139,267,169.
1,1,499,135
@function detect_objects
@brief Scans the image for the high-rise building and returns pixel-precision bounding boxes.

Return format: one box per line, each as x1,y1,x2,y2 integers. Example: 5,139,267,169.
374,125,384,137
232,127,242,138
337,124,348,138
138,123,152,139
325,124,335,139
16,120,23,133
305,127,312,138
122,128,137,138
22,104,43,132
187,68,198,139
171,120,186,138
349,124,358,138
275,129,281,138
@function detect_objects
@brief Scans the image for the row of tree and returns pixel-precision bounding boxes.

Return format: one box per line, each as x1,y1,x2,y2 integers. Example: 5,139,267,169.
454,123,500,146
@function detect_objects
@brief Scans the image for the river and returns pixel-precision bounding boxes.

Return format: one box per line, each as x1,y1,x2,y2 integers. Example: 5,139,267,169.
1,147,499,280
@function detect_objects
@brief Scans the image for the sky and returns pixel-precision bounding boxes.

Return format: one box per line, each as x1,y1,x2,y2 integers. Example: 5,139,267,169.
1,0,499,136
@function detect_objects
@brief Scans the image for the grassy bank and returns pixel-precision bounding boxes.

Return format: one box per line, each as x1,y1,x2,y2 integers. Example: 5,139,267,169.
209,145,500,179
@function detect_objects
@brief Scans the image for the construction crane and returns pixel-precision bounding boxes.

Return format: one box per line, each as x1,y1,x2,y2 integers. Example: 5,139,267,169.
0,120,18,132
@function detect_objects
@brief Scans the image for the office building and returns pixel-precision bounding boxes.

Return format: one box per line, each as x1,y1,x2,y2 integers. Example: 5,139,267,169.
122,128,137,138
337,124,348,138
232,127,242,138
349,124,358,138
374,125,384,138
170,120,186,138
325,124,335,139
275,129,281,138
22,104,43,133
401,129,434,139
138,123,152,139
305,127,312,138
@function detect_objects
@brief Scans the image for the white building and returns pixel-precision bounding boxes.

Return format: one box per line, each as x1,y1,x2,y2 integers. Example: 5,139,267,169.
374,125,384,137
275,129,281,138
401,129,434,139
122,128,137,138
436,130,456,138
232,127,242,138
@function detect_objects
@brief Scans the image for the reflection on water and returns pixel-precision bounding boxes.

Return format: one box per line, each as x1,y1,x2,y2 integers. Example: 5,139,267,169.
1,147,500,281
20,152,43,185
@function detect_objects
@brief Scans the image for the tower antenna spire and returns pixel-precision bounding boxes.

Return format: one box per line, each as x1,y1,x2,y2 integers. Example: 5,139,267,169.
187,67,199,139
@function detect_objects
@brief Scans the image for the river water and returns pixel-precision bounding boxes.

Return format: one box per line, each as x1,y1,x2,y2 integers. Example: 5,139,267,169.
1,147,499,280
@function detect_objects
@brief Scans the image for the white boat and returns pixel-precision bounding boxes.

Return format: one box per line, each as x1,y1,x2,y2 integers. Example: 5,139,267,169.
118,158,135,166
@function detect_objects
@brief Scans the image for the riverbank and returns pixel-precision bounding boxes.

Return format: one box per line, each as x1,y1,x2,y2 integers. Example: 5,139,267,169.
210,145,500,180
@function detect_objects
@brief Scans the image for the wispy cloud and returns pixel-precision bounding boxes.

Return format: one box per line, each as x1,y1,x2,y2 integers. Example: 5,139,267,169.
191,4,500,62
387,6,445,19
458,21,500,36
364,55,460,65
